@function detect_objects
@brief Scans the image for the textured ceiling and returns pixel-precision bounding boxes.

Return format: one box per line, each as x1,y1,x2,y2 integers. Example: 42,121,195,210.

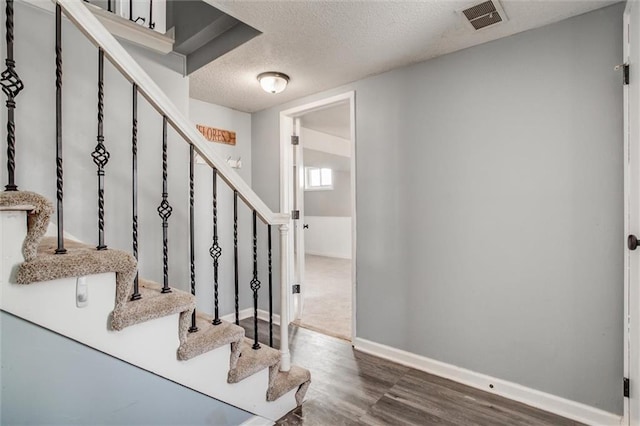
191,0,616,113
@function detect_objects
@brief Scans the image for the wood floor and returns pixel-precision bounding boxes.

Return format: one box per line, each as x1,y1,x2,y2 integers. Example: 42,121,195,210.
239,319,582,426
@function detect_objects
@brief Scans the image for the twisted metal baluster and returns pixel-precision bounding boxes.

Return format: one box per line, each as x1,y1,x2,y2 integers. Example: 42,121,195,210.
130,84,141,301
268,225,273,347
210,168,222,325
189,145,198,333
2,0,23,192
148,0,155,29
250,210,261,350
157,116,172,293
92,48,109,250
54,4,66,255
234,190,239,325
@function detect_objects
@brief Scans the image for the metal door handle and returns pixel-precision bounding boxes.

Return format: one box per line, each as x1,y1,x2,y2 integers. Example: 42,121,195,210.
629,234,639,251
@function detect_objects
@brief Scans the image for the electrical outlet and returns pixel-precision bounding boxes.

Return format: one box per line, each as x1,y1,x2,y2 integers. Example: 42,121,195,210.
76,276,88,308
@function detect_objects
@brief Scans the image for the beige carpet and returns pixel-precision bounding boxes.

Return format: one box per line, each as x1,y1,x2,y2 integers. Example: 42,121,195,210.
293,254,352,341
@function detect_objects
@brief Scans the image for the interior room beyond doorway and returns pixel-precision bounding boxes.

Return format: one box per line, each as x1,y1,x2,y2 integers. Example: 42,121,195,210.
292,101,353,341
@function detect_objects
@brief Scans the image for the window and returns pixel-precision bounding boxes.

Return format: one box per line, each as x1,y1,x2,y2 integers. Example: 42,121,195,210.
305,167,333,190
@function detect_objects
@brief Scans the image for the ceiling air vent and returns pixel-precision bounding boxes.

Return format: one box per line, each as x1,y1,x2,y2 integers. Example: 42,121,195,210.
460,0,508,31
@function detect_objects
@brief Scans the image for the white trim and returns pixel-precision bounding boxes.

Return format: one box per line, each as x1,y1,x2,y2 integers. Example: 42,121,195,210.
55,0,287,226
304,250,351,260
623,3,633,425
353,338,622,426
239,415,274,426
221,309,281,327
348,92,357,341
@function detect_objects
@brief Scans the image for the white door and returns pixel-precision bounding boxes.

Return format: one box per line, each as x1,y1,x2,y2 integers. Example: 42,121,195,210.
291,118,305,321
626,1,639,424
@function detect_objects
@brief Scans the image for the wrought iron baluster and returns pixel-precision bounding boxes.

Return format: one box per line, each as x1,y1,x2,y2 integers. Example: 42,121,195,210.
189,145,198,333
2,0,23,192
234,190,239,325
129,0,145,24
250,210,261,350
157,116,172,293
268,224,273,348
210,168,222,325
54,4,66,255
92,48,109,251
148,0,155,29
130,84,141,301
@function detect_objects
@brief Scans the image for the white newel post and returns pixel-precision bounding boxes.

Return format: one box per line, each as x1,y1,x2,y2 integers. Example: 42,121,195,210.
279,223,291,372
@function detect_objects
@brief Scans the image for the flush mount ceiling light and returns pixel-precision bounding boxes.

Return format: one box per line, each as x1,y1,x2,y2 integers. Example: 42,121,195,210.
257,72,290,94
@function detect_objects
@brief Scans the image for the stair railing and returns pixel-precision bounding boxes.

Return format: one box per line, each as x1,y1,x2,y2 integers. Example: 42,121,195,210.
83,0,156,30
3,0,292,372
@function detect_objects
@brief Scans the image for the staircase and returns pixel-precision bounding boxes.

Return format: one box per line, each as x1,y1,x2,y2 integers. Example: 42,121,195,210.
0,0,309,422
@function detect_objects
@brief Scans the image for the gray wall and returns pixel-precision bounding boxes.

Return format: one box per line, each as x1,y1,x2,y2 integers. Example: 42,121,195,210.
2,2,256,318
303,148,351,217
0,312,251,425
252,4,624,414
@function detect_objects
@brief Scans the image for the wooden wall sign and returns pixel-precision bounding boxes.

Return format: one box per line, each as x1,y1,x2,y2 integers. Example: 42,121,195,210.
196,124,236,146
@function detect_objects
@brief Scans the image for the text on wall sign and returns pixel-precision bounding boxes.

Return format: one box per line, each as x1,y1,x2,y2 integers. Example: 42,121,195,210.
196,124,236,145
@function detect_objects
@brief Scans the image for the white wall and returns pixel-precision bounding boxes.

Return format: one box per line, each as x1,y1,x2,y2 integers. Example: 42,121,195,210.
116,0,167,34
304,216,351,259
301,129,352,259
303,149,351,217
301,127,350,158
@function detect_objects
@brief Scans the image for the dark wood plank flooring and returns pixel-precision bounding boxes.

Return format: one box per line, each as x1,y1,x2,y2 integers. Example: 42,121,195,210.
239,319,582,426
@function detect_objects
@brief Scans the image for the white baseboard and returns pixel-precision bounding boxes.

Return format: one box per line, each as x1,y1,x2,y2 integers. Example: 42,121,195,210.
304,250,352,260
239,415,274,426
352,338,622,426
221,309,281,327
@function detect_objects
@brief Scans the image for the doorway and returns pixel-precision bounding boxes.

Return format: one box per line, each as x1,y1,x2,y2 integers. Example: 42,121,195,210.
279,92,356,341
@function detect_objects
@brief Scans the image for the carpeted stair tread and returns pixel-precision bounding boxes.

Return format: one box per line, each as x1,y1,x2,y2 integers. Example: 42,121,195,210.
111,278,195,331
228,337,281,384
177,314,245,361
16,237,137,288
267,365,311,406
0,191,53,261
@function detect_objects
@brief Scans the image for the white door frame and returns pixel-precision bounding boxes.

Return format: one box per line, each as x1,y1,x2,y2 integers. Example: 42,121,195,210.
625,1,634,424
279,91,357,340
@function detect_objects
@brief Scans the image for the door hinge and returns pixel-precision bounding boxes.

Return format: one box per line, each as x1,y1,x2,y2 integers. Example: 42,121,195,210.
291,135,299,145
624,377,630,398
292,284,300,294
292,210,300,220
625,64,630,85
